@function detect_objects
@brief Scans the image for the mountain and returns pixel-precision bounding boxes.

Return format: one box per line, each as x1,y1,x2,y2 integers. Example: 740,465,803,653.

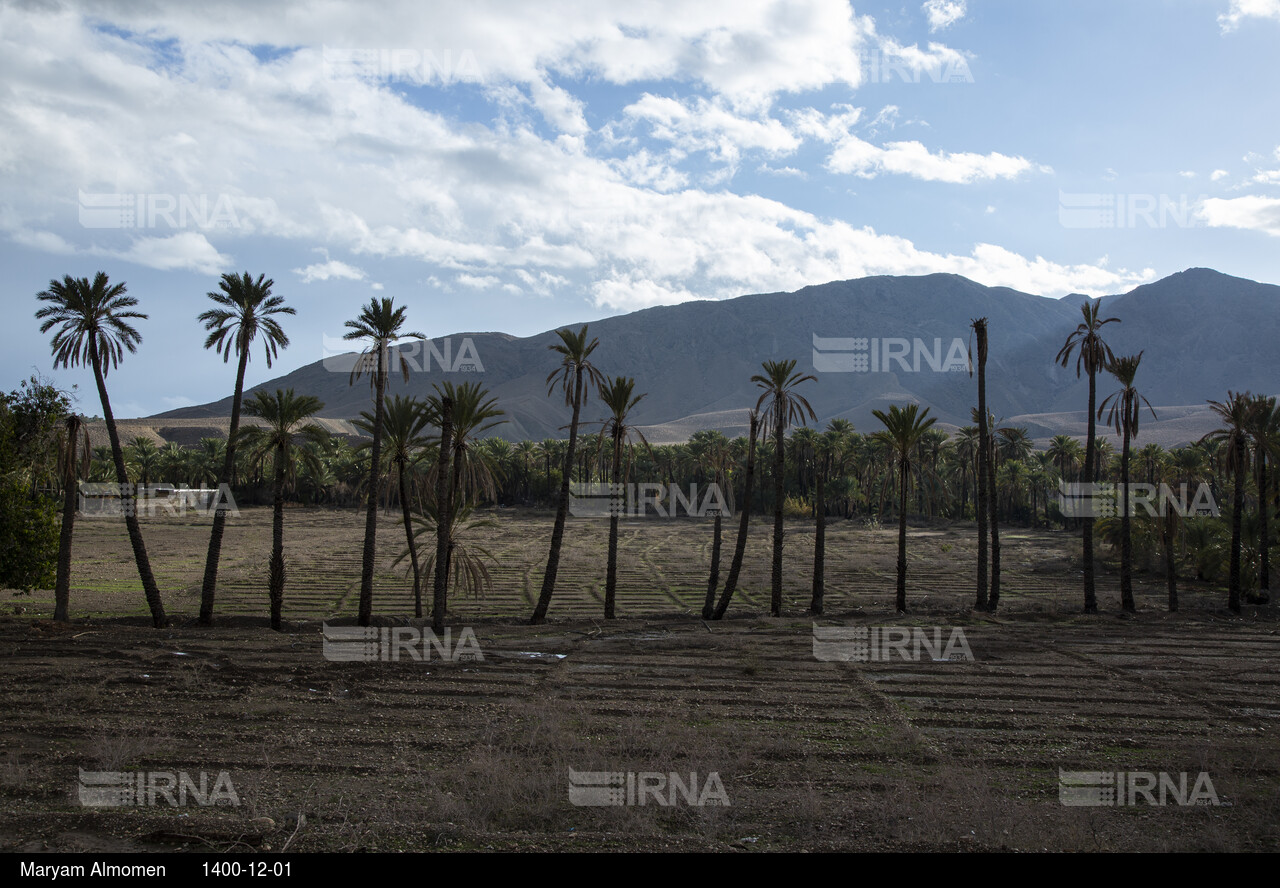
153,268,1280,447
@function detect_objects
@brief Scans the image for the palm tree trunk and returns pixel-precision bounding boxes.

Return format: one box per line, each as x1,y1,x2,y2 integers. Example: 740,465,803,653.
811,465,825,615
532,368,583,624
358,349,387,626
975,323,989,611
1259,453,1270,598
54,421,80,622
199,346,249,625
605,433,622,619
770,412,785,617
269,444,286,631
896,458,908,613
1083,366,1099,613
91,340,165,628
714,414,758,620
702,468,722,620
432,396,454,634
399,459,423,618
1162,500,1177,612
1120,424,1135,612
989,443,1001,611
1228,439,1244,613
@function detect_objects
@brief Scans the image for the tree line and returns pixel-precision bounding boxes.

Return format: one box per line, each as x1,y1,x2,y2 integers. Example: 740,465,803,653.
9,272,1277,628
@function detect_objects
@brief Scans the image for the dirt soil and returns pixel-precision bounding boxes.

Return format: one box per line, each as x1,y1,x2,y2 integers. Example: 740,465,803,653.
1,506,1277,852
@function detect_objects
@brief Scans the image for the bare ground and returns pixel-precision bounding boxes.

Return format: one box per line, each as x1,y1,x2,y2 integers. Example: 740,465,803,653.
1,506,1277,852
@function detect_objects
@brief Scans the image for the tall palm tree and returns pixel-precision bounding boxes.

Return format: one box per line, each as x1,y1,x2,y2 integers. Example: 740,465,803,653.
1099,353,1156,612
197,271,295,626
811,422,852,615
1056,299,1119,613
597,376,649,619
354,395,437,618
53,414,89,622
344,297,425,626
971,317,990,611
429,392,453,634
692,430,732,619
1247,395,1278,602
873,403,937,613
237,390,326,631
753,359,817,617
36,273,166,627
713,411,760,620
531,326,606,624
1204,391,1254,613
128,437,160,489
428,382,505,605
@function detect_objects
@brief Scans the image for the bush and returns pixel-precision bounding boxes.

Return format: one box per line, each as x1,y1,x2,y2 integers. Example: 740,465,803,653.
0,480,58,591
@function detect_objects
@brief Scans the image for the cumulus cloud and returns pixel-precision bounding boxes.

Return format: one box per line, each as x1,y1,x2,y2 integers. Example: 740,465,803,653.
0,2,1144,320
826,135,1038,183
1198,195,1280,236
293,259,367,283
923,0,967,32
1219,0,1280,32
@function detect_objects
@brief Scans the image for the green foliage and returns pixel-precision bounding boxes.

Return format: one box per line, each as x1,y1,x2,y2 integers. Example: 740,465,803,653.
0,480,57,591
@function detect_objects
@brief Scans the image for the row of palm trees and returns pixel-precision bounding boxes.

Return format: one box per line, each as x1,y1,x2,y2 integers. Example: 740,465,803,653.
33,272,1278,627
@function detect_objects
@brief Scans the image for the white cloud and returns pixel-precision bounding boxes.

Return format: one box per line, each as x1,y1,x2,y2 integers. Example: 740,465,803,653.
923,0,967,32
1219,0,1280,32
102,232,230,275
0,2,1148,322
456,273,501,288
1211,169,1229,181
623,94,801,165
827,135,1038,183
1198,195,1280,236
1178,170,1196,178
293,260,367,283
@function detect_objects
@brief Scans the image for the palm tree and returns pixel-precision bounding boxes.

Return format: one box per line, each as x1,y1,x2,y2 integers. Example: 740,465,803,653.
53,414,89,621
691,430,732,619
971,317,990,611
753,359,817,617
36,273,166,627
237,390,326,630
811,422,852,615
394,500,499,602
597,376,649,619
873,403,937,613
128,437,160,489
1099,353,1156,612
713,411,760,620
428,382,505,613
531,326,606,624
1056,299,1119,613
429,392,453,634
1247,395,1278,603
354,395,436,618
344,297,425,626
1204,391,1254,613
196,271,295,626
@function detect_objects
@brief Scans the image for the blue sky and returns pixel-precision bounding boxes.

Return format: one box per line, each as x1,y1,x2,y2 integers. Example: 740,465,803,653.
2,0,1278,416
